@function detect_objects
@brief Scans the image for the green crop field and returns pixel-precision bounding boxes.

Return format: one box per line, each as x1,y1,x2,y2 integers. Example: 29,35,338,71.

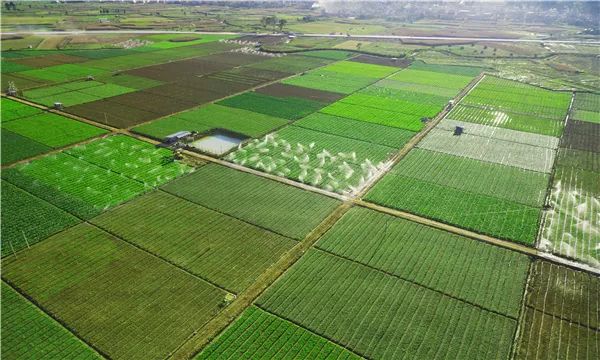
321,60,397,78
12,152,148,209
541,168,599,267
515,261,599,359
417,128,556,173
459,76,571,125
2,167,101,220
162,164,340,240
226,126,395,194
92,191,296,293
257,249,517,359
217,92,325,120
2,112,107,148
375,79,460,98
447,104,565,136
320,101,425,131
1,9,599,359
360,85,450,106
294,112,417,148
366,174,541,244
282,69,378,94
317,207,530,316
2,223,227,360
390,148,550,207
1,130,51,165
409,61,484,77
65,135,192,187
1,98,42,122
1,282,100,359
196,306,360,359
389,69,474,90
1,180,79,257
133,104,289,139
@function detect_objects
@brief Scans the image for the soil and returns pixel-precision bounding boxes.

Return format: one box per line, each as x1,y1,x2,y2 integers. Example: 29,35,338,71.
256,82,345,103
349,54,412,68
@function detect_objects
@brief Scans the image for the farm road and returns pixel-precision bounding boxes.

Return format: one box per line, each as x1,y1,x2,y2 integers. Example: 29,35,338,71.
4,30,600,45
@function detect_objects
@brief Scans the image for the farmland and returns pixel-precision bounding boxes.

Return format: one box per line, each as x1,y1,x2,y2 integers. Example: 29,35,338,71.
162,164,340,240
366,75,571,245
2,223,227,360
1,282,100,359
0,98,107,164
257,249,517,359
1,7,599,360
196,306,360,359
91,190,297,293
515,261,599,359
540,91,600,267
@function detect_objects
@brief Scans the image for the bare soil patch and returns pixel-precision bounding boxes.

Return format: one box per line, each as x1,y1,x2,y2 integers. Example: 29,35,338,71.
256,83,345,103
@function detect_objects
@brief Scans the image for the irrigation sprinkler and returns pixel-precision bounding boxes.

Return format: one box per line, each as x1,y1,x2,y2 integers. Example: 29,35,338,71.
21,231,30,249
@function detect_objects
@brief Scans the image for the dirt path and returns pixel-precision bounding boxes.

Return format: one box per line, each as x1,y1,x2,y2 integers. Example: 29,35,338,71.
4,30,599,44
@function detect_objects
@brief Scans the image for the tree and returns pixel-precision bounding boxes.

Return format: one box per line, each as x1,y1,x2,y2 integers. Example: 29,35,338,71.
277,19,287,32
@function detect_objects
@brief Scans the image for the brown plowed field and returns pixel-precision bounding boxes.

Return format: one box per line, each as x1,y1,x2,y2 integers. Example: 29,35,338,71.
256,83,345,103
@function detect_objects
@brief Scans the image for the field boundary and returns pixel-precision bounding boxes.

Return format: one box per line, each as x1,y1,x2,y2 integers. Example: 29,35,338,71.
0,279,110,359
169,202,353,360
253,304,369,359
313,246,519,320
355,71,486,198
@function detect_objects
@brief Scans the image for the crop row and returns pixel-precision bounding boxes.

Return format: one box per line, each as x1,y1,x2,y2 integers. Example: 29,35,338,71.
390,148,550,207
162,163,340,240
91,191,296,293
226,126,395,195
196,306,359,359
389,69,474,90
515,261,599,359
316,207,530,317
417,128,556,173
1,282,100,359
320,101,424,131
294,112,416,148
1,180,79,257
257,249,517,359
217,91,325,120
134,103,289,139
2,223,227,360
366,174,541,244
447,104,565,137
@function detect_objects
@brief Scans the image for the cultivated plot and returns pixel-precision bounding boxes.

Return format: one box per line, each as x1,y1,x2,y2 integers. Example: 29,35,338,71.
2,223,227,360
91,191,296,293
257,249,517,360
316,207,530,317
226,127,396,195
1,282,101,360
196,306,360,359
1,180,79,257
134,104,289,140
515,261,599,359
162,164,340,240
